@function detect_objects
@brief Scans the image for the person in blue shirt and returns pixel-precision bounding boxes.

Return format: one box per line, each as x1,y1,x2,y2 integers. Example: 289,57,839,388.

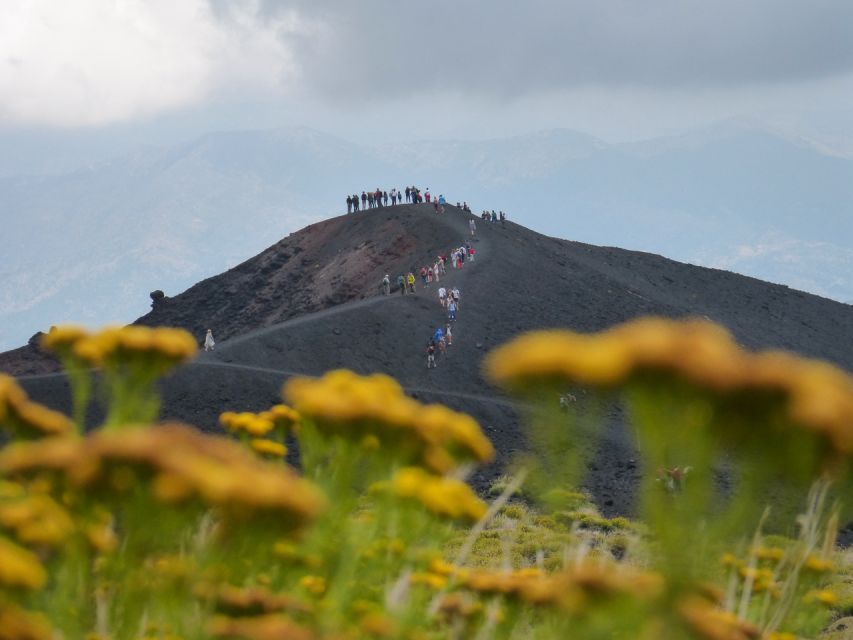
433,327,444,343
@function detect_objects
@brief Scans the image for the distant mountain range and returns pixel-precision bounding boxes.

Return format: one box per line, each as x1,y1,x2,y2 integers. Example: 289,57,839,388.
1,124,851,350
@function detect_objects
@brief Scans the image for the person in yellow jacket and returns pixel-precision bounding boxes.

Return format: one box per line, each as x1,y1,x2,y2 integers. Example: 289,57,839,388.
406,272,416,294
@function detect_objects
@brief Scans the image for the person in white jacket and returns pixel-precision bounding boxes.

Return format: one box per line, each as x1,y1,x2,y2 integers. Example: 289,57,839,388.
204,329,216,352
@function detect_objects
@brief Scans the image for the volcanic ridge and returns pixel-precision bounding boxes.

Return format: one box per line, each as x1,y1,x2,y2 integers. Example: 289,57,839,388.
5,204,853,533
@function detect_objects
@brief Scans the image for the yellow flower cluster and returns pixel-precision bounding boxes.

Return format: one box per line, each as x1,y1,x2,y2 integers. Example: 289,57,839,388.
0,424,325,531
485,317,853,457
678,597,760,640
459,563,663,610
284,370,493,473
250,439,287,458
392,467,487,522
804,589,838,606
0,493,75,549
0,536,47,590
0,375,73,440
220,405,299,438
199,584,312,617
42,325,197,369
209,614,313,640
0,605,52,640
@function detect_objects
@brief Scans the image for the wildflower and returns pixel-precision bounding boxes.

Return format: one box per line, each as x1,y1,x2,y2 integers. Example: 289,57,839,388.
0,494,75,548
409,572,448,590
0,375,74,439
202,584,312,617
803,554,833,573
70,326,197,370
249,439,287,459
0,605,52,640
284,370,493,472
41,325,90,353
804,589,838,606
678,597,761,640
0,536,47,590
750,546,785,562
208,614,313,640
360,612,396,637
392,467,487,521
437,593,483,620
299,575,326,596
0,424,325,533
220,412,275,437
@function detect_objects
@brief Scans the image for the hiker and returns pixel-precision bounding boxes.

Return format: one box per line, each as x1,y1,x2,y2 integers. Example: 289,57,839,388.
383,191,389,206
451,287,460,308
427,267,434,284
433,326,444,344
427,341,437,369
469,218,476,237
500,211,506,227
438,256,446,274
438,335,447,355
204,329,215,352
456,251,463,269
397,275,406,295
438,194,446,205
468,247,476,262
432,262,440,282
438,286,447,307
361,191,367,210
390,188,397,205
382,274,391,295
405,186,411,203
367,191,374,209
352,194,360,212
420,266,428,286
346,195,353,213
425,189,431,203
407,272,416,294
491,210,497,223
445,323,453,346
447,299,458,321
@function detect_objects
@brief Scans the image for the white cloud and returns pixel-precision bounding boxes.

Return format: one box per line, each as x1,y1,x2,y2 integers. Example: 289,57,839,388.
0,0,299,127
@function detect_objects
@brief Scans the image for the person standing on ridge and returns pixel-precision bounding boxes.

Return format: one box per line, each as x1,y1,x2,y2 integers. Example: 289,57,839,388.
383,191,389,206
469,218,476,237
407,272,416,294
346,195,353,213
425,189,431,203
382,274,391,295
352,194,360,212
390,188,397,205
397,274,406,295
500,211,506,227
204,329,215,352
362,191,368,210
405,186,411,203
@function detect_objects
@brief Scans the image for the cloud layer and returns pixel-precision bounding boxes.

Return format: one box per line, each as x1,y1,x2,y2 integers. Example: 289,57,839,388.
2,0,852,128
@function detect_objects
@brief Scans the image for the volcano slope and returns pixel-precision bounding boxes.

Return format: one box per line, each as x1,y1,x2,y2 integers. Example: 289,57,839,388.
7,204,853,530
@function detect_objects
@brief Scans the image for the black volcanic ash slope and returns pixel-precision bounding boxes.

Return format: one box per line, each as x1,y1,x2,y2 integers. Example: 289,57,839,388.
9,204,853,525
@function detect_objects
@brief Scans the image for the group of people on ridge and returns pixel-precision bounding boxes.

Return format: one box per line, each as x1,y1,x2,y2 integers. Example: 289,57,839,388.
347,186,457,213
481,210,507,226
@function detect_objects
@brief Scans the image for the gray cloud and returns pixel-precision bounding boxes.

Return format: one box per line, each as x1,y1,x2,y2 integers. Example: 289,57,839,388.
235,0,853,101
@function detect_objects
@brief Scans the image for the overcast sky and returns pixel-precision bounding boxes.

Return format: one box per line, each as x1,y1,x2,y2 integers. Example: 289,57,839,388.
1,0,852,144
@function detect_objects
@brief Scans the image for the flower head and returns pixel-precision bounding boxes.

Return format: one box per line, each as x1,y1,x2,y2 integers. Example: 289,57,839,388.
0,375,73,440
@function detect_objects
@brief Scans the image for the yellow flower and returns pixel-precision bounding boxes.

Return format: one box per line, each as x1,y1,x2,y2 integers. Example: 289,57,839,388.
41,325,90,353
208,614,313,640
0,536,47,590
750,546,785,562
299,575,326,596
0,375,74,439
250,439,287,458
0,494,75,548
803,554,834,573
678,597,760,640
392,467,486,521
0,605,52,640
70,326,196,369
0,424,325,534
284,370,493,473
804,589,837,606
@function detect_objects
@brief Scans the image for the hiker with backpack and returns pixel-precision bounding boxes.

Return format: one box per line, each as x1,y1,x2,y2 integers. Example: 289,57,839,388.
397,275,406,295
405,186,411,203
407,272,416,294
352,194,360,212
346,195,353,213
447,299,458,321
438,286,447,307
204,329,216,352
382,274,391,295
469,218,477,237
451,286,461,309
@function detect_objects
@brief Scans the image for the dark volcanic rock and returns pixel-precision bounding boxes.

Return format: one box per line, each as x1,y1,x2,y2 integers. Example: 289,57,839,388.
5,204,853,531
